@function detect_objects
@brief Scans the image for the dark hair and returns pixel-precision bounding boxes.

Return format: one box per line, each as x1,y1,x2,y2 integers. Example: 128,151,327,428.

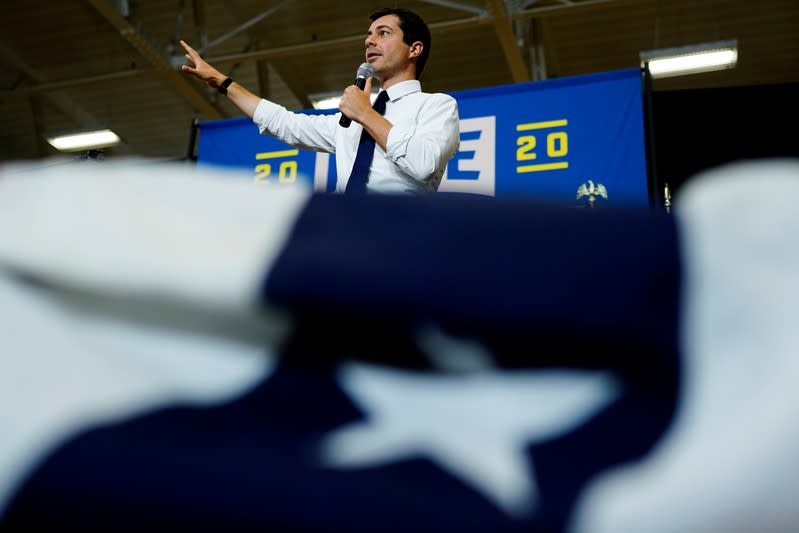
369,8,431,78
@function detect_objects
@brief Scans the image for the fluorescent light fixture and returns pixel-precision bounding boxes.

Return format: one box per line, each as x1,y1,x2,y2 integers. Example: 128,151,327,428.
311,95,343,110
47,129,121,152
640,39,738,78
310,91,381,110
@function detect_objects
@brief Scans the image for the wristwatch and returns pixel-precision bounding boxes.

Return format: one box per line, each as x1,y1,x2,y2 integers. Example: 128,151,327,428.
218,77,234,95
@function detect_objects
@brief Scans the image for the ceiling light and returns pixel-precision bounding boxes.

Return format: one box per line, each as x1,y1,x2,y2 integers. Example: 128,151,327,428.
47,129,121,152
311,95,343,110
310,91,381,110
640,39,738,78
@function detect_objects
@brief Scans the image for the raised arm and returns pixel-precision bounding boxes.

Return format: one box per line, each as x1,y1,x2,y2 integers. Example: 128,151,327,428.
179,40,261,119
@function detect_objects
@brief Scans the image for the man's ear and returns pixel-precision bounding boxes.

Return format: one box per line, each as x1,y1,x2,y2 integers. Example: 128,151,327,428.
408,41,423,59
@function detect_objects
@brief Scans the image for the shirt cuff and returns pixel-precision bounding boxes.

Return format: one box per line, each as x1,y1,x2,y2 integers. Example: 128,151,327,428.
384,123,411,162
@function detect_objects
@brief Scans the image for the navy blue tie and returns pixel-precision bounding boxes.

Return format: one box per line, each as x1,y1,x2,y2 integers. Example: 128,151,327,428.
344,90,390,195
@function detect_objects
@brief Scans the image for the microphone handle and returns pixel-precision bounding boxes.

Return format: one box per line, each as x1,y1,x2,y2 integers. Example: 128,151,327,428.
339,76,368,128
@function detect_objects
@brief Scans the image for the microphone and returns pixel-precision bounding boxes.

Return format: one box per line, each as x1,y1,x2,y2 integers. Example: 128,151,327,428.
339,62,374,128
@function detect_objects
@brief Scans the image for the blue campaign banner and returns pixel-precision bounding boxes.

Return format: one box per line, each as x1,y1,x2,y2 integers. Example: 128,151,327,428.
197,68,649,206
197,107,339,192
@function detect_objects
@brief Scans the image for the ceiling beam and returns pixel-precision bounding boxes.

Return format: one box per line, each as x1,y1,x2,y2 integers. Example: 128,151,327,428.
0,40,104,131
265,58,313,109
204,15,491,65
191,0,208,47
415,0,488,16
85,0,224,119
486,0,530,82
3,12,498,97
0,69,155,95
536,16,558,78
255,54,271,101
515,16,550,81
513,0,619,19
190,1,622,66
223,0,313,109
2,1,625,100
0,39,148,155
200,0,289,55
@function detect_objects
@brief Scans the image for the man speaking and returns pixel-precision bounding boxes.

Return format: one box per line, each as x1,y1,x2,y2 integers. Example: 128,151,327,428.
180,8,460,195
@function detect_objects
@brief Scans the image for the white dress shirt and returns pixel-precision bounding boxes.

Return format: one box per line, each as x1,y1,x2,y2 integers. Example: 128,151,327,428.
252,79,460,194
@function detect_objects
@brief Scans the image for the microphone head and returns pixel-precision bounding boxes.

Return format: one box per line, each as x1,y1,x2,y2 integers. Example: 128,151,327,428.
356,62,374,79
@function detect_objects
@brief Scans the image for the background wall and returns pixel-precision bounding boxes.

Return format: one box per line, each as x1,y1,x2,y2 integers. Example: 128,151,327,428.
652,82,799,204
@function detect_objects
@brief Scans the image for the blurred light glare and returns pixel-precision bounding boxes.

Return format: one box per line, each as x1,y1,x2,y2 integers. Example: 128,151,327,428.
47,129,121,152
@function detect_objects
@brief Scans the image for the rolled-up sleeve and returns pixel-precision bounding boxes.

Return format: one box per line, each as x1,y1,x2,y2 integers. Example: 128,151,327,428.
384,94,460,185
252,99,338,153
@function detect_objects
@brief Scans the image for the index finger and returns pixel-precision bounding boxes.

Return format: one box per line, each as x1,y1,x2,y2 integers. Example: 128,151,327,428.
179,40,197,56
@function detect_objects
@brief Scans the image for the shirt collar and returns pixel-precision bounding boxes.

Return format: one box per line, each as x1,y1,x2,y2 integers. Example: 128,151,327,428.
384,79,421,102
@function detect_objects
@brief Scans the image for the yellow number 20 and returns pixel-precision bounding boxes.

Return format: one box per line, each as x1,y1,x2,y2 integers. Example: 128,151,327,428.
254,163,272,183
516,135,537,161
547,132,568,157
255,161,298,184
278,161,297,183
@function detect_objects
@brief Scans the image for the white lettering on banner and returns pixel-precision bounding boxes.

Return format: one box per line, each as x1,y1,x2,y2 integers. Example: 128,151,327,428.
440,116,496,197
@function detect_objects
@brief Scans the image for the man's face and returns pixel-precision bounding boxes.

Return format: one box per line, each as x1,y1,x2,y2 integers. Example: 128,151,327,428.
364,14,415,81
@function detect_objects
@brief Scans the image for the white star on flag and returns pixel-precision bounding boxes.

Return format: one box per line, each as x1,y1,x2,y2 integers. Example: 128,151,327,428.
320,363,620,517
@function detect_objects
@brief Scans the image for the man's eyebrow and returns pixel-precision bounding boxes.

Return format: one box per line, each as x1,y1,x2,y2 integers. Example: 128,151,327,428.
367,24,394,35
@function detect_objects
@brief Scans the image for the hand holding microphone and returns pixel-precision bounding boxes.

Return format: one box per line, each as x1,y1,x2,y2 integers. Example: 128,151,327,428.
339,63,374,128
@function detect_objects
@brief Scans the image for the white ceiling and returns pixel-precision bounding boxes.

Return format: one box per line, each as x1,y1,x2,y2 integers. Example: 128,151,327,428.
1,0,797,161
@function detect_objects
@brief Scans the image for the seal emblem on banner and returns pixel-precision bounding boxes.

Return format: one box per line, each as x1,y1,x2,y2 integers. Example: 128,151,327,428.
576,180,608,207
